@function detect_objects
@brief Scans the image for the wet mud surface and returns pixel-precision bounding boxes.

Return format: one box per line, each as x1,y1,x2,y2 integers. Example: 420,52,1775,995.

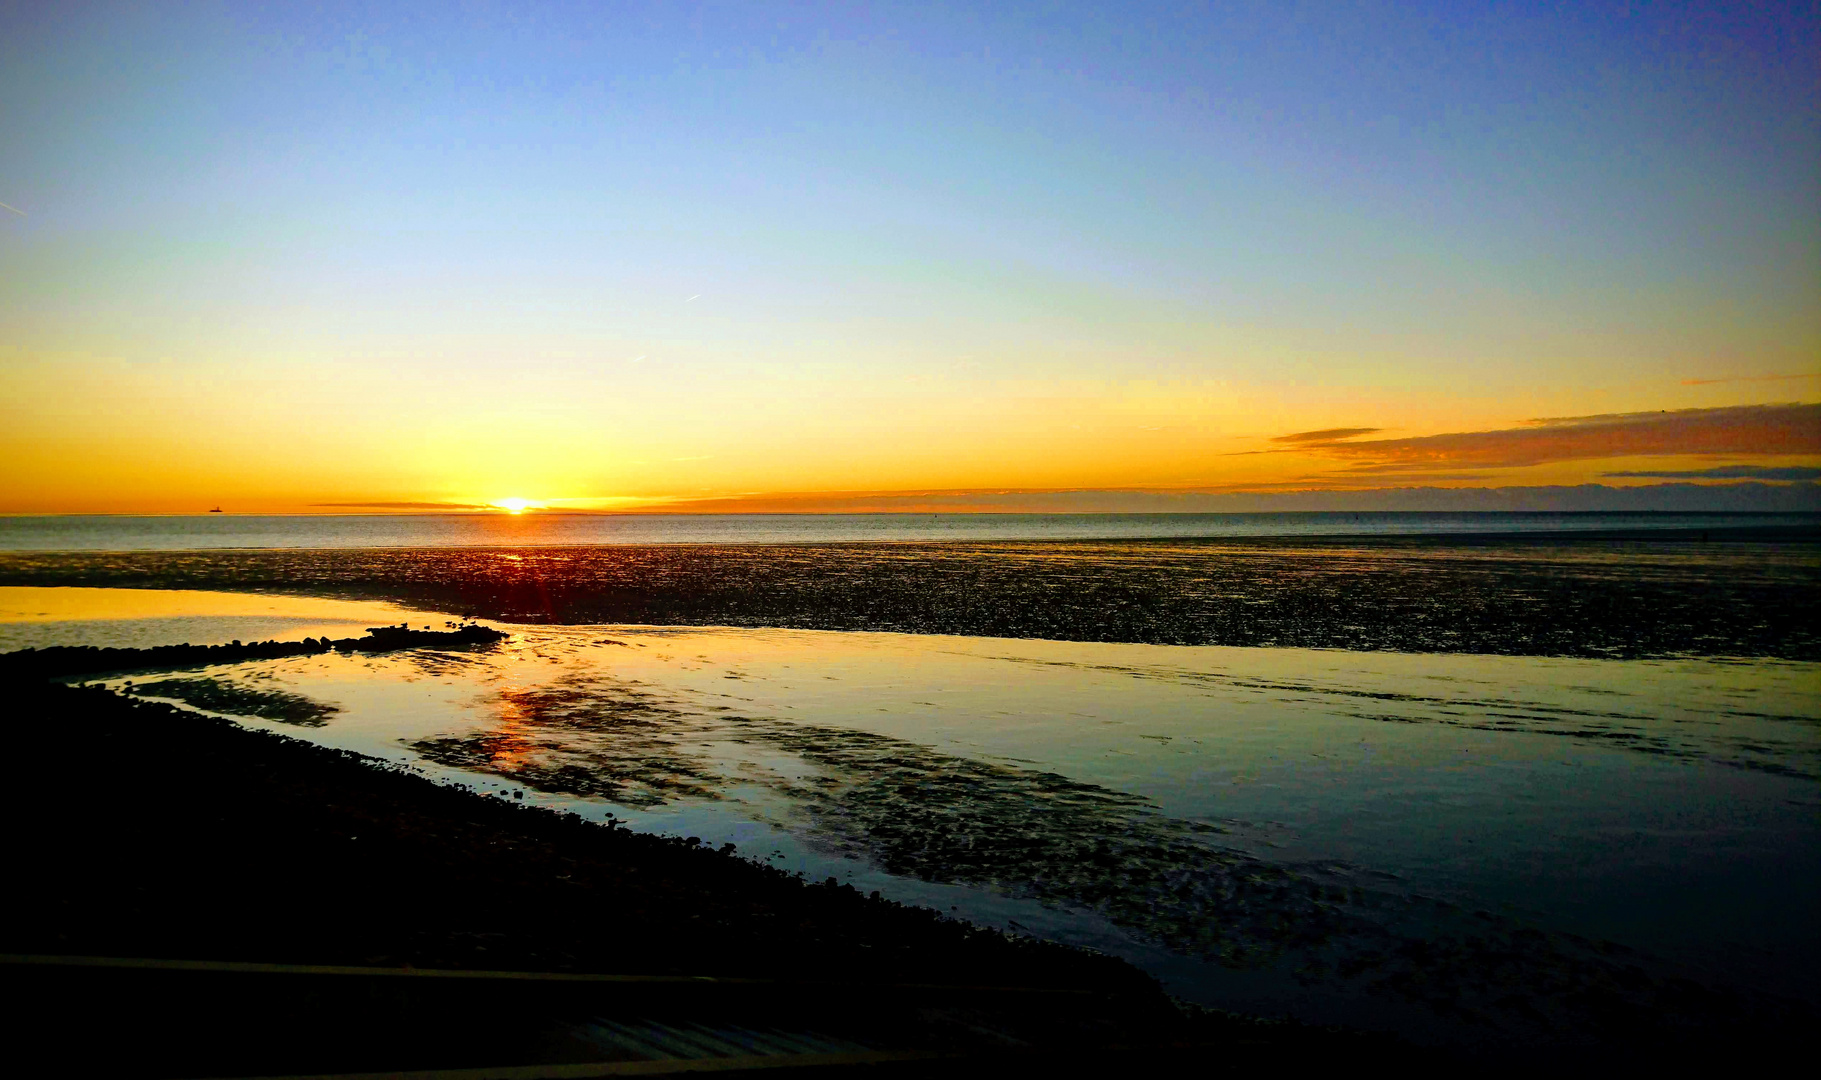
403,670,1815,1048
4,533,1816,659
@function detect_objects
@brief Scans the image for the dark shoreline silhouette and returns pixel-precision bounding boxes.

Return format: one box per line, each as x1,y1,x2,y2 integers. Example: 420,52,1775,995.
0,681,1416,1074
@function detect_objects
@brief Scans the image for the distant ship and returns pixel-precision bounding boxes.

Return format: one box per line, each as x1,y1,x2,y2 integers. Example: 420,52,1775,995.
209,506,223,513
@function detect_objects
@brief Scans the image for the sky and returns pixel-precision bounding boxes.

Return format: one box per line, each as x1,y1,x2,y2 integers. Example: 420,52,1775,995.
1,0,1817,514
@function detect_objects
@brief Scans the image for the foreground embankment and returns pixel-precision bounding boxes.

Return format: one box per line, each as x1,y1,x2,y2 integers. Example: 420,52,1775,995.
4,679,1436,1073
3,681,1150,986
3,529,1817,658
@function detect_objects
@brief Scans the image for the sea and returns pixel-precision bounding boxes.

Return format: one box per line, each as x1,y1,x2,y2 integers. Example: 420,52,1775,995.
1,509,1815,550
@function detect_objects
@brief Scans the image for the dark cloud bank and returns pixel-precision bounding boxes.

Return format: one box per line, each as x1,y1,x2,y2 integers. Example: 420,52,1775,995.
1297,403,1820,470
1157,482,1821,513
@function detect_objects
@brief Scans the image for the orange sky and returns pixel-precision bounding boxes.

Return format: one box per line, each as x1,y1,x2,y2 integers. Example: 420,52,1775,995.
2,348,1814,514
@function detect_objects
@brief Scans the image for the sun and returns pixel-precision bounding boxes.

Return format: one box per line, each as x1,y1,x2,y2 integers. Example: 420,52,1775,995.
491,498,539,514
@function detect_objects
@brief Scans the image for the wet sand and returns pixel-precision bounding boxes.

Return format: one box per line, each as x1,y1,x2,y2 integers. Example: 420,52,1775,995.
3,529,1817,659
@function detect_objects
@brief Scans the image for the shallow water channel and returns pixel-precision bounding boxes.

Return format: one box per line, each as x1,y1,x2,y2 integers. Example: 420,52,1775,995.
11,588,1818,1041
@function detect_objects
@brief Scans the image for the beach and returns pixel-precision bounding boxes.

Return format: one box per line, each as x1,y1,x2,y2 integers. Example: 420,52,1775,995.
2,521,1817,1065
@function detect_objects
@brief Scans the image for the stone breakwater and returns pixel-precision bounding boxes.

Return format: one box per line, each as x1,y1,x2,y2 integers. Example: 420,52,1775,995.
1,622,507,681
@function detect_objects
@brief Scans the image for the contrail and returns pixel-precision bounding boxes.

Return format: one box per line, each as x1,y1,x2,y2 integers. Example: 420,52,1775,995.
0,201,25,217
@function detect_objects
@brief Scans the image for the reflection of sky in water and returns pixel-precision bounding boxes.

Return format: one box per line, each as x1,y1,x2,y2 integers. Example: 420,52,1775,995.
39,590,1819,1036
0,587,422,650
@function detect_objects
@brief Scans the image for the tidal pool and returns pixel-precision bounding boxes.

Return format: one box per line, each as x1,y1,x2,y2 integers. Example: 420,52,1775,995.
22,588,1818,1041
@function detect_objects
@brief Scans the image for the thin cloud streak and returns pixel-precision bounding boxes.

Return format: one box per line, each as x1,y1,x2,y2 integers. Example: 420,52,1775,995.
1317,463,1544,480
310,501,491,511
1270,427,1383,445
1603,466,1821,481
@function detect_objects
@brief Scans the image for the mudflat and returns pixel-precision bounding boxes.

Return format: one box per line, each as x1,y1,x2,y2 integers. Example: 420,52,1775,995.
3,530,1817,658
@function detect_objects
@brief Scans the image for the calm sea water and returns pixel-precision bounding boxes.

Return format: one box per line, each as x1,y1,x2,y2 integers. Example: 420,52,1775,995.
1,510,1813,550
13,587,1816,1042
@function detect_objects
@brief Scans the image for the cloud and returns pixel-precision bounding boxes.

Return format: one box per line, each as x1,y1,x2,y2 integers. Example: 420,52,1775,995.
1269,427,1382,445
1301,403,1820,470
1602,466,1821,480
1681,373,1820,386
628,482,1819,515
1298,471,1496,483
310,501,490,510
